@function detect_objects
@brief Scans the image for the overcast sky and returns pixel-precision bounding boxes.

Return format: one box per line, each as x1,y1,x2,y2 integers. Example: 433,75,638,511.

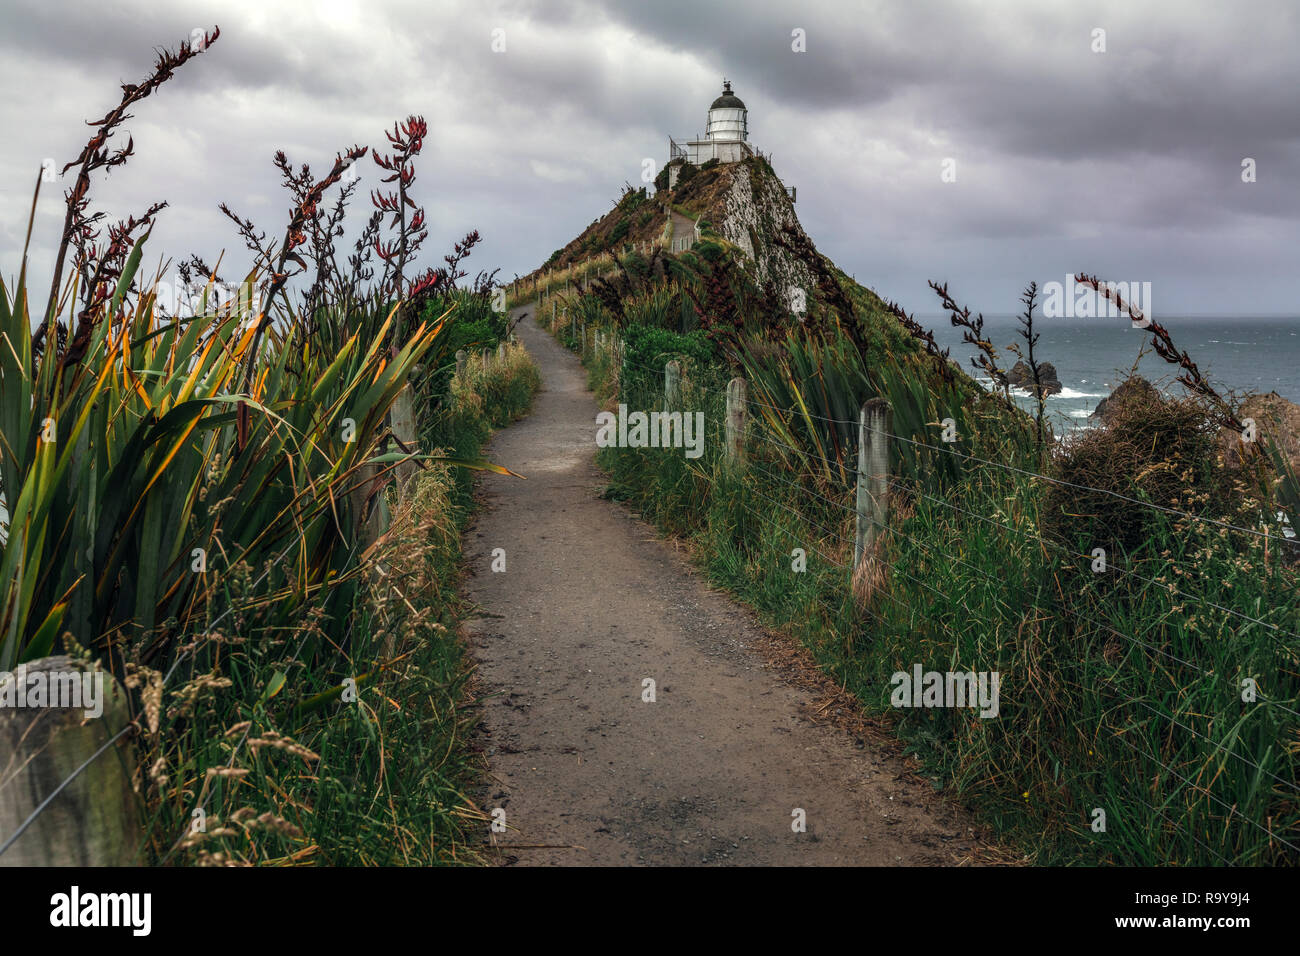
2,0,1297,319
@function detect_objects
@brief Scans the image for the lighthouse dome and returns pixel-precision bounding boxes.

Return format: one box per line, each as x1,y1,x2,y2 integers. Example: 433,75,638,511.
710,83,746,110
706,80,748,142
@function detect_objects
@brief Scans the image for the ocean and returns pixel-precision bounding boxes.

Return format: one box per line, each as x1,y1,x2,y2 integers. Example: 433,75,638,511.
918,314,1300,432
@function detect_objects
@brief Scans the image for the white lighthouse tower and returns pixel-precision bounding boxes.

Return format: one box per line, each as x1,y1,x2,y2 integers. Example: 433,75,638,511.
668,79,755,185
704,79,749,146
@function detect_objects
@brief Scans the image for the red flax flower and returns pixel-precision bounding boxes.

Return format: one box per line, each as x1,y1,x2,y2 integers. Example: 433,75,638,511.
35,25,221,362
235,144,368,450
370,116,429,304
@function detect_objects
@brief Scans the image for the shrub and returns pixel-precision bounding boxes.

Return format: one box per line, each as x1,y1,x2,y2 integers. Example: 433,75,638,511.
619,250,648,283
618,187,648,213
1044,379,1241,560
448,340,542,429
619,323,716,397
692,239,724,262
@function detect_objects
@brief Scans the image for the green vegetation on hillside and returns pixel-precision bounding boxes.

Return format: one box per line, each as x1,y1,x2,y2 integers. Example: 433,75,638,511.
514,199,1300,865
0,31,540,866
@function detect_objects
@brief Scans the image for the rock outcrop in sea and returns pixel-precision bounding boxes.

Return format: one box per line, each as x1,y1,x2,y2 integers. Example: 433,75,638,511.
1003,360,1062,396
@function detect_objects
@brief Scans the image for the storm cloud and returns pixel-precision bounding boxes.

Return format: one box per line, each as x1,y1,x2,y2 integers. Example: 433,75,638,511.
2,0,1296,316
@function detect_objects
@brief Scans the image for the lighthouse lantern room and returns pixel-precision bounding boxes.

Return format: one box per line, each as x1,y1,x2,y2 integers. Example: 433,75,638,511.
668,79,755,186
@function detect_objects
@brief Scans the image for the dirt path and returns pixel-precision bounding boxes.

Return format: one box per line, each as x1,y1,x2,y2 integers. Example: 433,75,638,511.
668,209,696,248
460,303,994,866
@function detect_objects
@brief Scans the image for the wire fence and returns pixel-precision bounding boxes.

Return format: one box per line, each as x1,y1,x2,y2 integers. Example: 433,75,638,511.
7,299,1292,866
0,451,410,863
570,319,1300,865
430,281,1300,864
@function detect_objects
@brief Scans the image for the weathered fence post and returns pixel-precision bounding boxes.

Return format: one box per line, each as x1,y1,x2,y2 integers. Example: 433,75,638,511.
665,360,682,410
725,377,748,470
854,398,892,569
455,349,466,378
390,385,418,496
0,657,139,866
552,300,556,327
351,456,388,549
497,343,506,362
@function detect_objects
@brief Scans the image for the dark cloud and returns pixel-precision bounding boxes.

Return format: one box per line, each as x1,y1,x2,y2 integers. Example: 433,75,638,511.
2,0,1297,315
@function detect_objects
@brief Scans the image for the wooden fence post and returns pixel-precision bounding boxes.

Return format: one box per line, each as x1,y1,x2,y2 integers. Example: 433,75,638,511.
0,657,139,865
391,389,416,495
854,398,892,569
351,457,388,549
665,360,682,410
726,377,747,470
455,349,466,378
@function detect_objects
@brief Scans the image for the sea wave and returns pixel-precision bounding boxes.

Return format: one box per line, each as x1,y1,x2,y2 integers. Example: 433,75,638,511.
1007,385,1105,400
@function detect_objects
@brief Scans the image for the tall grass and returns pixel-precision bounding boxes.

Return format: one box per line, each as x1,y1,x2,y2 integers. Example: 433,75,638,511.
541,285,1300,866
0,255,439,673
450,341,542,430
149,345,541,866
0,28,538,865
507,251,618,310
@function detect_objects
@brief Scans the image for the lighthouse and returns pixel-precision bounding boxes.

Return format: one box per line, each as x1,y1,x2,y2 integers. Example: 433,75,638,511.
668,79,755,186
704,79,748,145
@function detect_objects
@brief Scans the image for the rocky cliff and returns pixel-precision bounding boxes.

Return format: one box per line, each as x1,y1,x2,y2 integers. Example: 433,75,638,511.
529,156,817,305
710,158,813,297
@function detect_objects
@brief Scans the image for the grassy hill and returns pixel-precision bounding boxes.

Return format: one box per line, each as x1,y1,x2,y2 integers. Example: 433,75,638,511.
510,155,1300,868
